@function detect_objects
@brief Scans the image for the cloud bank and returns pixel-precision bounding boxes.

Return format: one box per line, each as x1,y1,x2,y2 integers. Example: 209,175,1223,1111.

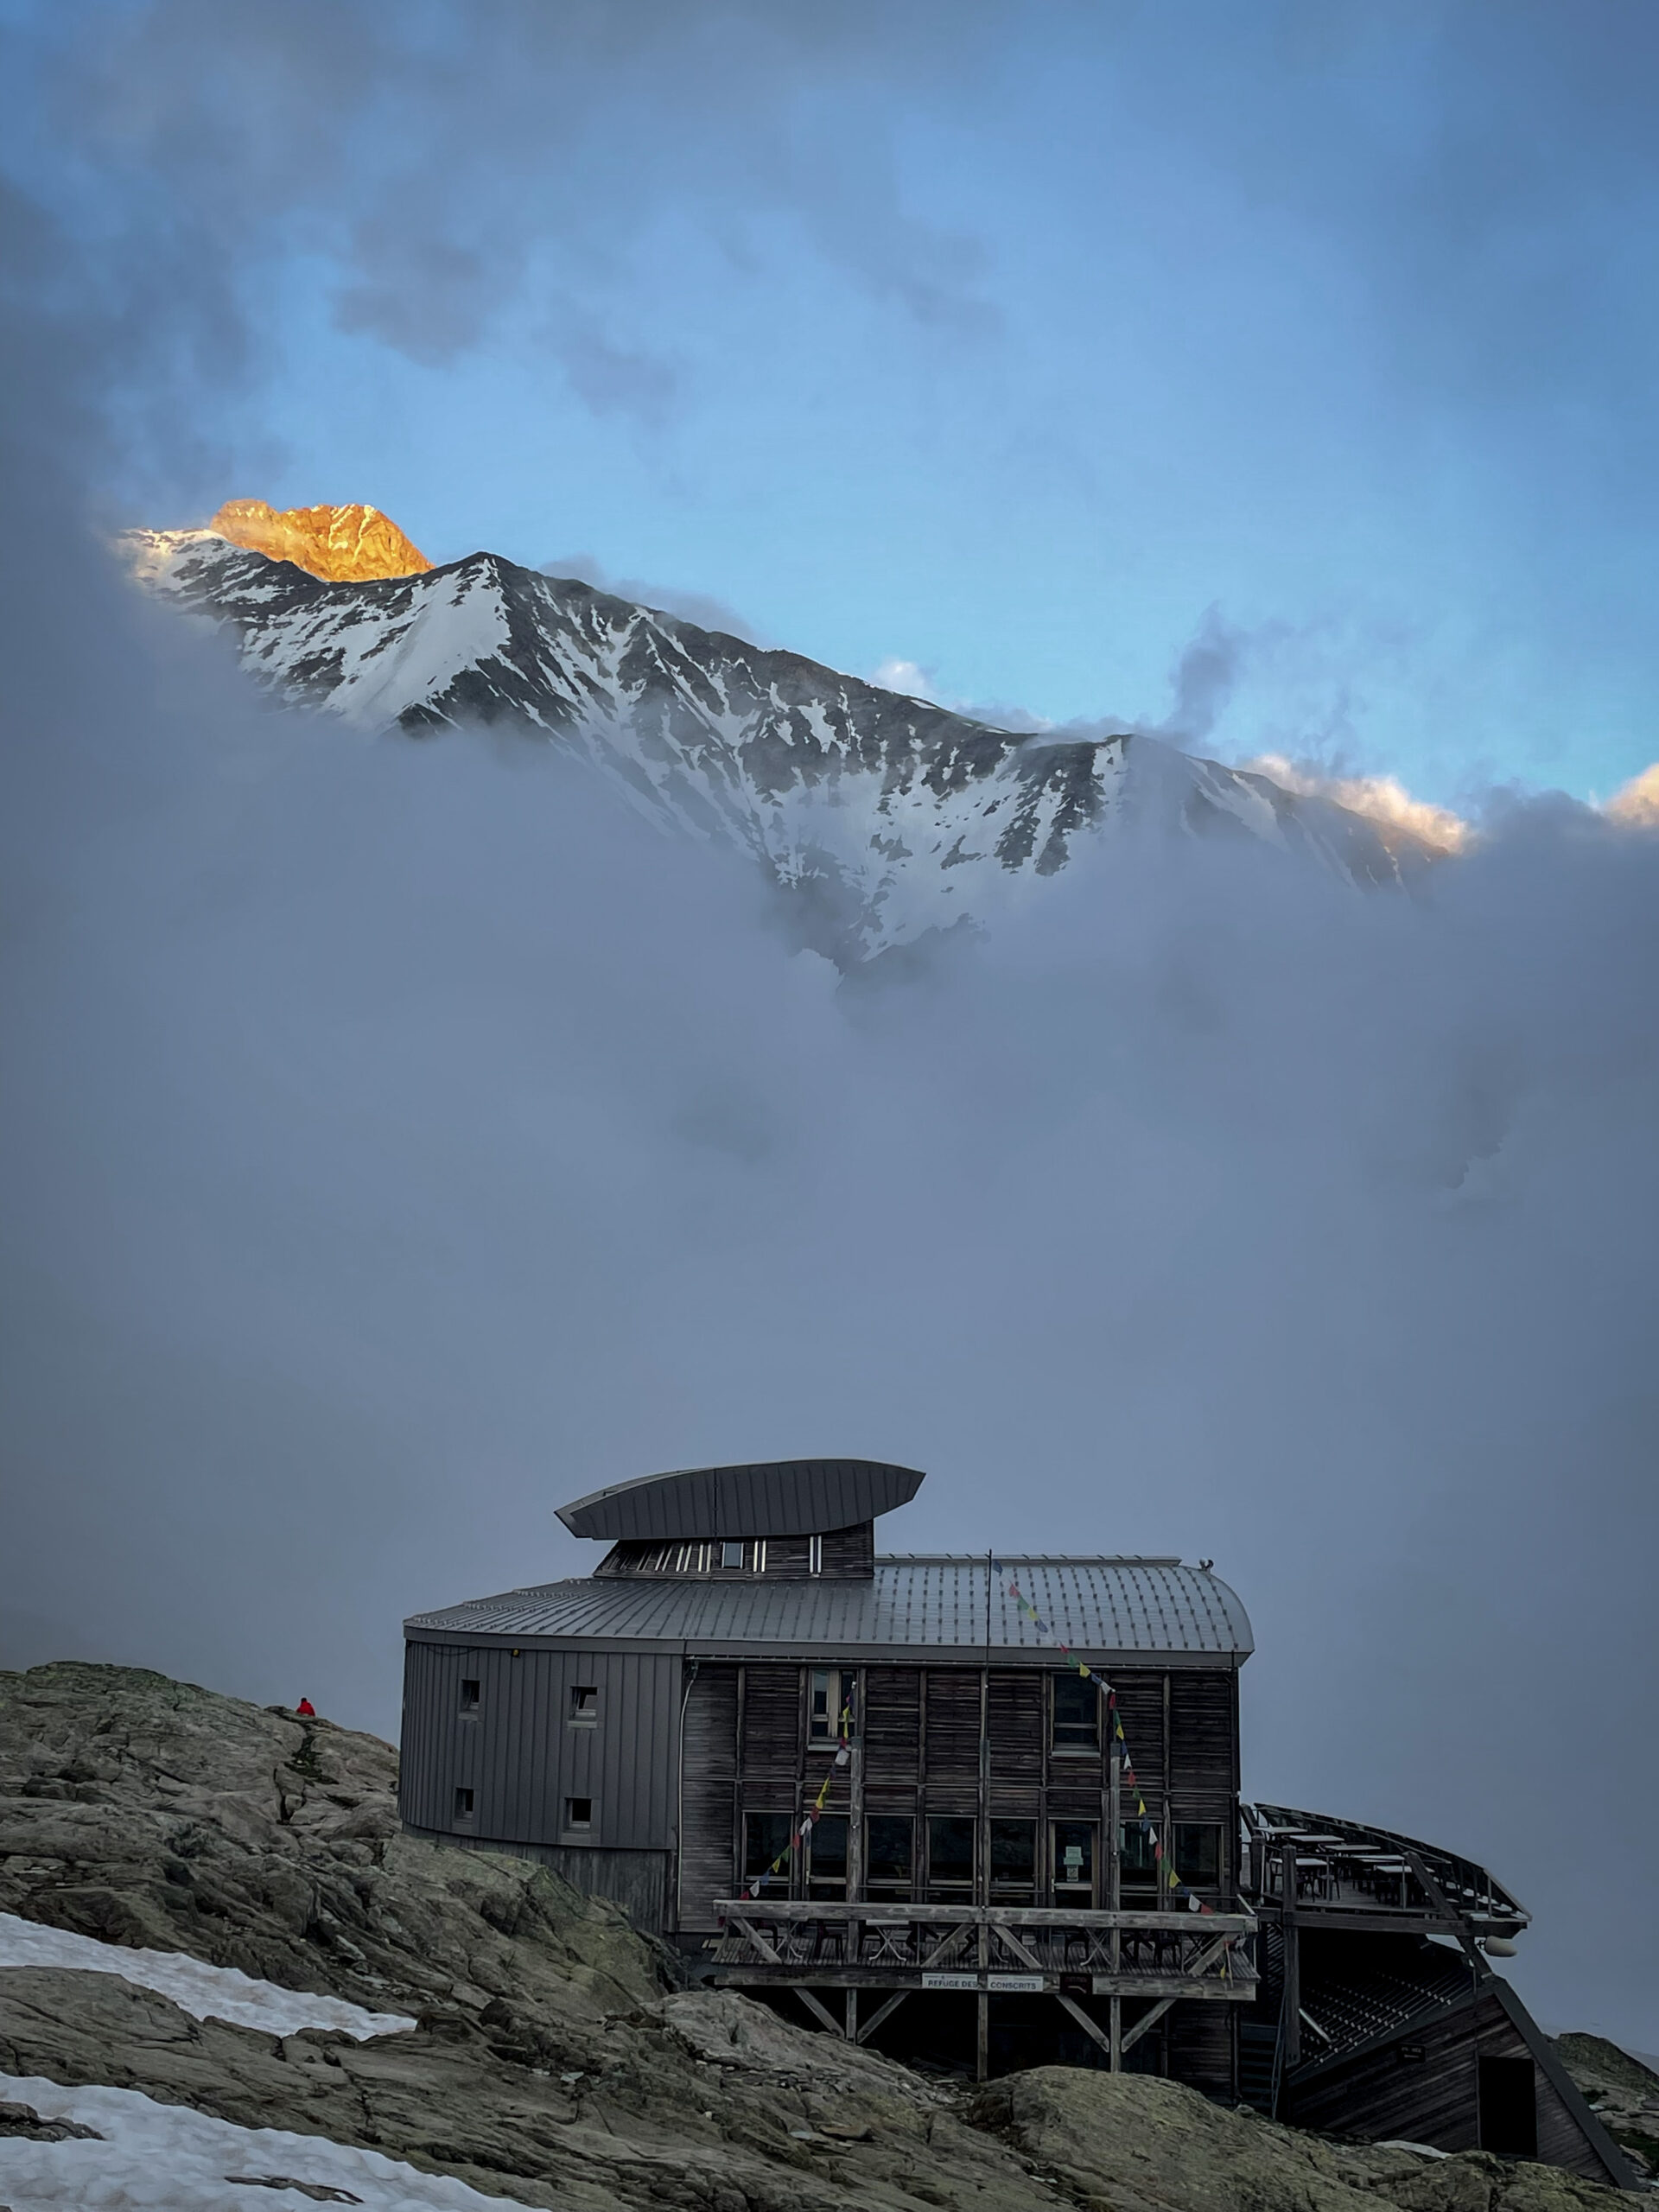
3,476,1657,2044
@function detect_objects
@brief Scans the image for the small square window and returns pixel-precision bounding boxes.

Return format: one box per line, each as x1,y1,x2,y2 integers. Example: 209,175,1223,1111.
720,1540,745,1569
745,1810,792,1885
807,1814,849,1897
459,1678,480,1713
1051,1672,1100,1752
865,1814,913,1898
1173,1822,1223,1887
564,1796,593,1833
454,1786,474,1819
808,1668,856,1745
1120,1821,1159,1887
927,1815,976,1898
569,1685,599,1725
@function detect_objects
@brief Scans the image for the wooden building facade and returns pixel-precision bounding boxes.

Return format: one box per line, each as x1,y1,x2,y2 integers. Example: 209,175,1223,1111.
399,1458,1634,2186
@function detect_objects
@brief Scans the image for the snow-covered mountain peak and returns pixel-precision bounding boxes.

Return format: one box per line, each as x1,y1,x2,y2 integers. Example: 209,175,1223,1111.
130,525,1435,961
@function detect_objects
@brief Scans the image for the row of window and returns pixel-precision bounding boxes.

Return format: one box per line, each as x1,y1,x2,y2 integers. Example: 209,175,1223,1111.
459,1678,599,1724
742,1811,1225,1898
459,1666,1124,1750
619,1536,830,1575
453,1786,594,1834
448,1792,1224,1887
806,1667,1108,1751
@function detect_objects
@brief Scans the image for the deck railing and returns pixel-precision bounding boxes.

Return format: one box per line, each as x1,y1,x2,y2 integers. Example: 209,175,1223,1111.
709,1898,1257,1999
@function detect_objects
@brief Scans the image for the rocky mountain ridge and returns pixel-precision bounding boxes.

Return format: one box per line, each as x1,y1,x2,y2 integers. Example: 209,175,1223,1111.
129,522,1435,963
0,1662,1647,2212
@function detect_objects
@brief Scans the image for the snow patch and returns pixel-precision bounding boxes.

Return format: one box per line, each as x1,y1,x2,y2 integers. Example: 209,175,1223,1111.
0,1914,415,2040
0,2071,518,2210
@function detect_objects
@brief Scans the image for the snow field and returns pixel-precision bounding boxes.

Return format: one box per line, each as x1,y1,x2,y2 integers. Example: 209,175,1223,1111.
0,2072,522,2211
0,1913,416,2039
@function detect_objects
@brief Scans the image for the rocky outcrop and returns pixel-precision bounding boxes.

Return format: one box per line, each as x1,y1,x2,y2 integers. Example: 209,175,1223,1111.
1555,2036,1659,2182
207,499,433,582
974,2069,1636,2210
0,1663,1637,2212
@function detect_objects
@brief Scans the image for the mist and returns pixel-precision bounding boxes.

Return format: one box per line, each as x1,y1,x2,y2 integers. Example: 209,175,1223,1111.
3,484,1657,2044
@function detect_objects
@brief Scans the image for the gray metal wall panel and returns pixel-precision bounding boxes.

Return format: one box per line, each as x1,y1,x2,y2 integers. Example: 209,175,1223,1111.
398,1640,678,1853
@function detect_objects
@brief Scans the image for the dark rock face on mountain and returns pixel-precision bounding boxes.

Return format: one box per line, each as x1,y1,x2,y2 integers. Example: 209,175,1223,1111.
0,1663,1637,2212
129,526,1433,963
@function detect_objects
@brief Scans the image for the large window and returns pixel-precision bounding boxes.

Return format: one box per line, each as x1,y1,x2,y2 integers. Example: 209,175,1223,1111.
1119,1820,1159,1892
989,1819,1037,1903
1051,1673,1099,1753
808,1669,856,1747
1051,1820,1096,1901
1173,1822,1223,1889
865,1815,914,1900
744,1811,794,1890
807,1814,849,1898
927,1815,976,1901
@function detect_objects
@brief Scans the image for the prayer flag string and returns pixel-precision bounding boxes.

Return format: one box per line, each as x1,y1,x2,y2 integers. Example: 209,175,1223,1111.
992,1557,1215,1917
738,1702,853,1900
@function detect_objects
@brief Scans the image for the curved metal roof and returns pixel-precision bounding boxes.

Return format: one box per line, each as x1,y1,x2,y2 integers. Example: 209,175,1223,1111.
556,1458,926,1541
407,1555,1253,1662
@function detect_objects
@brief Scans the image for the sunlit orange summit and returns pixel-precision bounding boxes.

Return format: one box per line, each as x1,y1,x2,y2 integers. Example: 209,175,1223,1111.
208,499,433,583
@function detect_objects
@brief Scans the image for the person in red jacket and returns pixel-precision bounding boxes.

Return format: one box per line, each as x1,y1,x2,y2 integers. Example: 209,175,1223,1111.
296,1698,316,1717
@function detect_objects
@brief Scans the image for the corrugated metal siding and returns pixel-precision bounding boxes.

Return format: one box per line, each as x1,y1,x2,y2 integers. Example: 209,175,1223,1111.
557,1459,925,1541
398,1642,678,1851
407,1557,1253,1661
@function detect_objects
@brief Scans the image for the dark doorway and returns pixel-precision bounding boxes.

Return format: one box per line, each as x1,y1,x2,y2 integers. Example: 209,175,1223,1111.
1478,2054,1537,2157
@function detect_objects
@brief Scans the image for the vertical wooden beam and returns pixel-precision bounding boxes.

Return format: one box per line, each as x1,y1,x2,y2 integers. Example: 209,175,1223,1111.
733,1664,747,1913
849,1664,866,1924
976,1891,990,2082
977,1661,989,1911
1281,1841,1301,2073
1109,1737,1122,2072
845,1986,858,2043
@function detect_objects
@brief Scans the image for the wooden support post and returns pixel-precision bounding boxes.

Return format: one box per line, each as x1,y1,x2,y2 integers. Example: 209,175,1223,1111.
1120,1993,1177,2056
795,1986,844,2037
844,1986,857,2043
1056,1992,1113,2057
1281,1842,1301,2073
976,1907,990,2081
856,1990,910,2044
1109,1738,1122,2072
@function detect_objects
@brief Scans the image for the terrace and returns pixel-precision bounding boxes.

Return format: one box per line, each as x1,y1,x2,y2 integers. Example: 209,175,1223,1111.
1242,1802,1529,1941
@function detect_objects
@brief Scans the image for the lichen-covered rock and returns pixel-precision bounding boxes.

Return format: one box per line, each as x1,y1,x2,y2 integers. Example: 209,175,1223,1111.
0,1662,658,2027
973,2068,1629,2212
1554,2034,1659,2181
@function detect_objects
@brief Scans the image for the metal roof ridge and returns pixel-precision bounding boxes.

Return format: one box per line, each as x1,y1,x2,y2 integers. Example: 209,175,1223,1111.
876,1552,1186,1567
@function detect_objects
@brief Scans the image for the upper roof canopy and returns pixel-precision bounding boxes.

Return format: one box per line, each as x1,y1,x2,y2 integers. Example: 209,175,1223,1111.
556,1458,925,1542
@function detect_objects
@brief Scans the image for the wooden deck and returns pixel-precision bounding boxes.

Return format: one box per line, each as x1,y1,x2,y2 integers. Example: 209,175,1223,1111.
703,1897,1257,2069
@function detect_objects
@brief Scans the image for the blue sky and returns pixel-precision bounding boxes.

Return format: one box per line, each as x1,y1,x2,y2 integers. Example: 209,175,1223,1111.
10,1,1658,810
